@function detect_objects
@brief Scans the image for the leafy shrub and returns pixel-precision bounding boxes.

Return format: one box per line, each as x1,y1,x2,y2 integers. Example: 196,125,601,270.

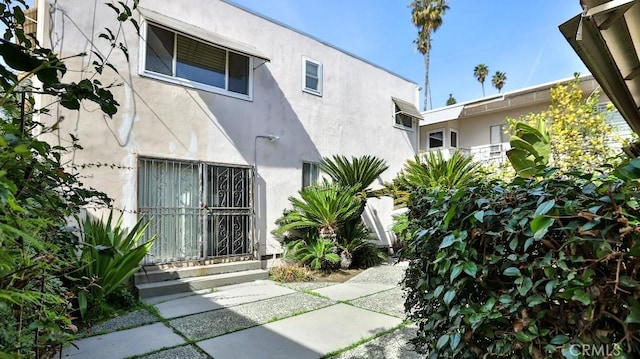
269,263,313,282
75,211,156,318
284,233,340,270
402,163,640,358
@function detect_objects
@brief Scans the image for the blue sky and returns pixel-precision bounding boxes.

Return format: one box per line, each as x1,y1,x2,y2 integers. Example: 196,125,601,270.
229,0,588,110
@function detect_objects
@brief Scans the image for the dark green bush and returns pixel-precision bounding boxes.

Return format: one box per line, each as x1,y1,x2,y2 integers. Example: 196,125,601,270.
402,163,640,358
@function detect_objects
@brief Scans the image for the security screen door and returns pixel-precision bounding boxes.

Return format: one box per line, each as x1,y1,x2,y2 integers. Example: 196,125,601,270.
138,158,253,264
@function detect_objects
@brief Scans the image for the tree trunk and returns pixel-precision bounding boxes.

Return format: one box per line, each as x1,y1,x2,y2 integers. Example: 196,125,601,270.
423,35,431,111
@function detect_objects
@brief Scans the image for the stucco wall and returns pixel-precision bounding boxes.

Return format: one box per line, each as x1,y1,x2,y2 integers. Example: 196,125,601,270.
36,0,419,261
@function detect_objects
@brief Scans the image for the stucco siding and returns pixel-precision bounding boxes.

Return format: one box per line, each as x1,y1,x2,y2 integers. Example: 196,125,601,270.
36,0,419,260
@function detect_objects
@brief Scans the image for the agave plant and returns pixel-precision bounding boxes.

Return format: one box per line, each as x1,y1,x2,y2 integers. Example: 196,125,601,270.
76,211,156,318
276,180,361,243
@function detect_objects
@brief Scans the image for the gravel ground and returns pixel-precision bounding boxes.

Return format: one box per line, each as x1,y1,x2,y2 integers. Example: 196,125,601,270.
279,281,337,291
168,292,334,340
134,345,209,359
346,263,407,286
331,324,422,359
85,309,158,336
348,288,406,318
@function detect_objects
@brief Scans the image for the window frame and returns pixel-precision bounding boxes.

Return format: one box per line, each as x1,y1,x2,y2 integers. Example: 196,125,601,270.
394,107,414,131
139,21,254,101
302,162,320,189
427,129,445,150
450,129,459,148
302,56,323,96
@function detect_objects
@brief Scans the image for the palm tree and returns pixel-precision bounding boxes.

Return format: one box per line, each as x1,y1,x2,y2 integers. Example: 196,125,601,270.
410,0,449,111
474,64,489,96
492,71,507,93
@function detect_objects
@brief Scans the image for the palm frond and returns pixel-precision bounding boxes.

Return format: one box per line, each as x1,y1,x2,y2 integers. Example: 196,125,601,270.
318,155,388,194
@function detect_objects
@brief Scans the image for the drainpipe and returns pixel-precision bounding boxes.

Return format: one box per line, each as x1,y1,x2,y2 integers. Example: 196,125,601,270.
252,134,280,263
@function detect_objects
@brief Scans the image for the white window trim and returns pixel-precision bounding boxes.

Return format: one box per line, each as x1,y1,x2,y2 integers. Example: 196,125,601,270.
449,128,459,148
302,161,321,188
302,56,323,96
138,20,254,101
427,128,445,150
393,112,415,131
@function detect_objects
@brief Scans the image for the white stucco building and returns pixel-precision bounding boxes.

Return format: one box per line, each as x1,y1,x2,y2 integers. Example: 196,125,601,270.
420,74,633,164
31,0,422,267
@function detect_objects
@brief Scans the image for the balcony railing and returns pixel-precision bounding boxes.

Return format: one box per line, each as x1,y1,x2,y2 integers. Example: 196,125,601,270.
426,143,510,166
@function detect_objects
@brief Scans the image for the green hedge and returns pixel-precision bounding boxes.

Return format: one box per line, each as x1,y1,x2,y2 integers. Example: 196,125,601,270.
402,165,640,358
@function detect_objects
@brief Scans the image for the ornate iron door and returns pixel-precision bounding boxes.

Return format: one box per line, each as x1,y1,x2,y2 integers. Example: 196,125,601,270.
138,158,253,264
203,165,253,257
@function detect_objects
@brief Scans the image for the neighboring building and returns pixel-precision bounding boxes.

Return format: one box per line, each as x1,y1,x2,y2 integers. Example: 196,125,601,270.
31,0,422,266
419,74,632,164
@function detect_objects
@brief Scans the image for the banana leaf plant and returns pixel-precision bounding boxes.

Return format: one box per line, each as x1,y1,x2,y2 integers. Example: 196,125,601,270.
506,118,551,178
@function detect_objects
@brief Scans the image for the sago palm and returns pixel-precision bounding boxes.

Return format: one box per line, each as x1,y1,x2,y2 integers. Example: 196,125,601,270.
319,155,388,199
393,151,481,206
276,180,361,242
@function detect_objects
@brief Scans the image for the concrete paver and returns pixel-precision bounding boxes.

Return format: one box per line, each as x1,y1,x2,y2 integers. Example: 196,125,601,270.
59,262,417,358
348,287,406,318
136,344,209,359
155,280,296,318
311,282,395,301
332,324,421,359
61,322,185,359
168,292,334,341
196,303,404,358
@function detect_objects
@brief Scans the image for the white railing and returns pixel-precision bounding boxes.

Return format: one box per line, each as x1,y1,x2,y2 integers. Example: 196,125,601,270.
423,145,509,165
469,143,510,165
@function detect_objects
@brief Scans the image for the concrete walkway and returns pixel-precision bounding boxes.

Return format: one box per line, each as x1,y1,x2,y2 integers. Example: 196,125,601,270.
61,261,422,359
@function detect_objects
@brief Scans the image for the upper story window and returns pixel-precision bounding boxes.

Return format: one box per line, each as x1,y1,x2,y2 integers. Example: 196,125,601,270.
143,23,252,98
302,57,323,95
392,97,422,131
395,107,414,129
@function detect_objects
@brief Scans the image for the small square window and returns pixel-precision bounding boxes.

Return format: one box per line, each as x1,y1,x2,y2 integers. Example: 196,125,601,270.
302,162,320,188
302,57,322,95
428,130,444,149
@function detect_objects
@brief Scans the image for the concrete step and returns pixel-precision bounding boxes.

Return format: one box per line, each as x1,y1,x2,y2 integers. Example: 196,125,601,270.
135,269,269,299
134,260,262,284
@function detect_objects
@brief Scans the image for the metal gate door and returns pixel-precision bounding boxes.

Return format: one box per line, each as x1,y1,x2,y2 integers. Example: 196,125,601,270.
204,165,252,257
138,158,253,264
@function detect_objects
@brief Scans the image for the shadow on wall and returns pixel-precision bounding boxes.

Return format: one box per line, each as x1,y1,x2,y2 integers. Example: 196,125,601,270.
200,66,322,256
362,197,397,249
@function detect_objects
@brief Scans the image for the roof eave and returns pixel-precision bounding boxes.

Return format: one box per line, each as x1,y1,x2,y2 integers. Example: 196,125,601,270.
559,3,640,134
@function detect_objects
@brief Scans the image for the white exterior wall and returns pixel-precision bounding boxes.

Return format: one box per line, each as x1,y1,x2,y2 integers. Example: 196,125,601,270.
36,0,419,261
